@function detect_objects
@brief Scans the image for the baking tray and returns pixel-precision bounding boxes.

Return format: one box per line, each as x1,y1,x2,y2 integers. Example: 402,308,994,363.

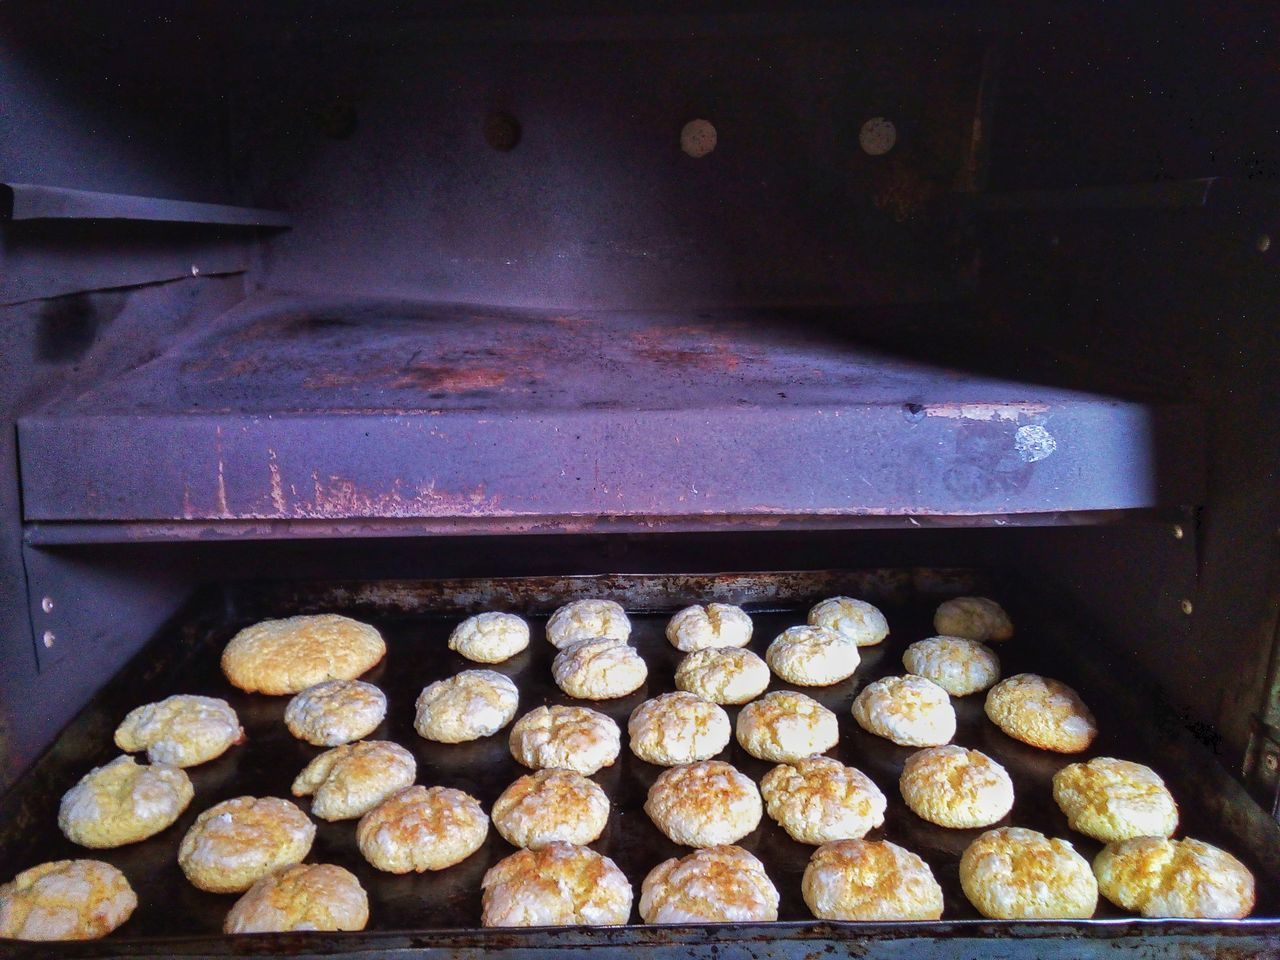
2,569,1279,959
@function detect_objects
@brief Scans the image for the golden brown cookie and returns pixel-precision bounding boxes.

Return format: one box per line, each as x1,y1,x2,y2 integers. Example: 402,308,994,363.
414,670,519,743
552,637,648,700
628,692,731,766
448,611,530,663
285,680,386,746
674,647,770,705
0,860,136,941
291,740,416,821
852,675,956,747
490,768,610,849
545,599,631,649
902,637,1000,697
481,842,633,926
807,597,890,647
736,691,839,763
509,705,621,776
665,604,753,652
1093,836,1255,919
802,839,944,920
1052,757,1178,842
357,785,488,873
765,625,860,686
960,826,1097,919
933,597,1013,643
899,745,1013,829
640,846,779,923
224,864,369,933
114,694,243,767
644,760,763,847
178,796,315,893
221,614,386,695
985,673,1097,753
760,756,886,844
58,755,193,849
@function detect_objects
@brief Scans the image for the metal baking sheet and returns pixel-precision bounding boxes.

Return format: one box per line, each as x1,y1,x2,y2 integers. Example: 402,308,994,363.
1,569,1278,959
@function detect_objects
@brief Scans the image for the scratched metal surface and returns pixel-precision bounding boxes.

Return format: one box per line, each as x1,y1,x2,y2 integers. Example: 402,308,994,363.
17,295,1204,524
0,570,1276,958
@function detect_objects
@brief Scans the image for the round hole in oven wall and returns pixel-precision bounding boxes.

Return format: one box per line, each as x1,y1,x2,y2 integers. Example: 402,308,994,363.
484,112,522,151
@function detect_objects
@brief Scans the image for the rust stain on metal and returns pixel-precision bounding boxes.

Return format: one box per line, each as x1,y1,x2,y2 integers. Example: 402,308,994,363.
390,364,508,391
628,328,745,373
923,402,1050,422
295,475,508,519
267,449,285,514
213,426,230,518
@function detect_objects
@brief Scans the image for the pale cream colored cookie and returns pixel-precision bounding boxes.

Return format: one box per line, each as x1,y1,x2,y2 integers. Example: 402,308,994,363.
114,694,243,767
808,597,890,647
985,673,1097,753
1093,836,1255,919
902,637,1000,697
899,745,1013,829
221,614,386,695
291,740,416,821
178,796,315,894
552,637,648,700
448,611,530,663
414,670,519,743
481,842,633,926
802,839,944,920
640,845,779,923
665,603,753,652
357,785,488,873
852,675,956,747
491,768,610,849
675,647,770,705
766,625,860,686
628,692,731,766
645,760,762,847
934,597,1013,643
224,864,369,933
760,756,886,844
285,680,386,746
545,599,631,649
960,826,1097,919
0,860,136,941
58,755,193,849
736,690,839,763
509,705,621,776
1052,757,1178,842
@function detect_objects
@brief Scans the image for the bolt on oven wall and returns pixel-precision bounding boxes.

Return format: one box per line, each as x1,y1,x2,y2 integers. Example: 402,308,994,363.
1,1,1278,956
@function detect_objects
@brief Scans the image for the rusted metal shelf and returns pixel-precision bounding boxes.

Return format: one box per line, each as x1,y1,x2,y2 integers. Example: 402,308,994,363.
16,294,1205,535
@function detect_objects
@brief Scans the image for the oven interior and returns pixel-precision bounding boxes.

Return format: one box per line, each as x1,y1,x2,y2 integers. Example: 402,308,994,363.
2,1,1280,954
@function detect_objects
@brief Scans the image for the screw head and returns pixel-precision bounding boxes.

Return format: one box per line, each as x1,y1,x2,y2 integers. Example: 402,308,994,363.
1257,233,1271,253
1180,598,1194,615
42,630,55,648
1172,524,1184,540
1265,753,1279,773
41,596,54,613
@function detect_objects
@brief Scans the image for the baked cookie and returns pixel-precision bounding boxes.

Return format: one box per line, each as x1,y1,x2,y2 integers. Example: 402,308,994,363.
960,826,1097,919
1052,757,1178,842
491,768,610,849
357,785,488,873
902,637,1000,697
481,842,633,926
933,597,1013,643
549,637,646,700
291,740,417,821
760,756,887,844
509,705,622,776
802,839,944,921
899,745,1014,829
545,599,631,649
114,694,243,767
448,611,531,663
645,760,763,847
58,755,193,848
224,864,368,933
1093,836,1255,919
808,597,890,647
852,675,956,747
178,796,316,893
736,690,839,763
0,860,136,941
628,692,731,766
285,680,386,746
675,647,770,705
765,625,860,686
665,603,753,652
415,670,519,743
221,613,386,695
640,846,779,923
985,673,1097,753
